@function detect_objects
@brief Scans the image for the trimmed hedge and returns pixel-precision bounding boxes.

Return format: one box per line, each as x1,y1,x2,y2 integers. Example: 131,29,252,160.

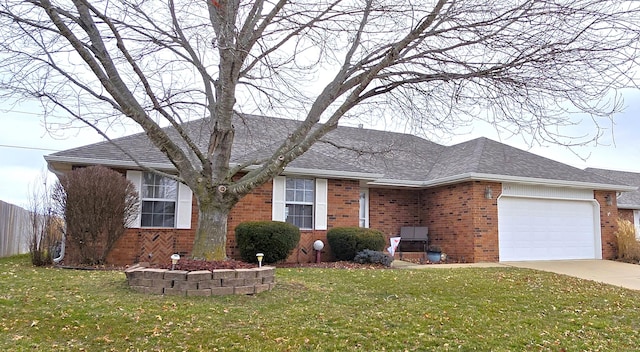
327,227,386,261
235,221,301,264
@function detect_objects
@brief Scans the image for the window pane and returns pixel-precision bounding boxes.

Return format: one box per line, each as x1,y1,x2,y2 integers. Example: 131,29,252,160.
141,173,178,228
286,204,313,229
141,200,175,228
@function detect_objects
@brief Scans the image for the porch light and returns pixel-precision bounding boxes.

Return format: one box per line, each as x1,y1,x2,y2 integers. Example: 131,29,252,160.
170,253,180,270
605,194,613,206
484,186,493,199
256,253,264,268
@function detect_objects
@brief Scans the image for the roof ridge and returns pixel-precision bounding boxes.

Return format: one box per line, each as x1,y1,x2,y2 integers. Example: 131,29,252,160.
469,137,488,172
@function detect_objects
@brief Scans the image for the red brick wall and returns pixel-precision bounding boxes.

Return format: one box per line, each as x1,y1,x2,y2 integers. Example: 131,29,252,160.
105,178,360,265
420,181,500,263
369,188,422,238
619,209,634,224
596,190,619,259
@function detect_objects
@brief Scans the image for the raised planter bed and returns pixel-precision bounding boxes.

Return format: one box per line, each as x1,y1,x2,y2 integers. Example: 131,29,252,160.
124,263,276,296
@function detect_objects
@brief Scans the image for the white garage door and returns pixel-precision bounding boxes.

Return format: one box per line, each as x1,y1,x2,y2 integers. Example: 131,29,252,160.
498,196,600,261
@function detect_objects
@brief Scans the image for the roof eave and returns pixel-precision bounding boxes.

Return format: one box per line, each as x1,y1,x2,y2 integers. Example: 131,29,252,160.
45,155,384,181
243,165,383,181
45,155,175,171
618,204,640,210
368,172,638,192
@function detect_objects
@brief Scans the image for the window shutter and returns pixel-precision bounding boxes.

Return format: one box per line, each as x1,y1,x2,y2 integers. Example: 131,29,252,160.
272,176,286,221
176,182,193,229
125,170,142,228
315,178,328,230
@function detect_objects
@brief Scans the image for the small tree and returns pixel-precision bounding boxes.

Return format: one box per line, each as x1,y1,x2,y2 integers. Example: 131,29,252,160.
52,166,139,265
27,171,61,266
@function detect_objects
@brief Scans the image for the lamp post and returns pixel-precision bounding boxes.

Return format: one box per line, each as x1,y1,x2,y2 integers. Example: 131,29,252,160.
256,253,264,268
313,240,324,263
170,254,180,270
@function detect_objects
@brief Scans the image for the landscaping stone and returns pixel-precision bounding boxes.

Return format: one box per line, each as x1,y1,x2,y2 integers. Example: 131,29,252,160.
126,265,276,296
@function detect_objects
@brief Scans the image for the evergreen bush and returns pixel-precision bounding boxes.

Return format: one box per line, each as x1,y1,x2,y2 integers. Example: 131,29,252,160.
327,227,385,261
353,249,393,267
235,221,300,264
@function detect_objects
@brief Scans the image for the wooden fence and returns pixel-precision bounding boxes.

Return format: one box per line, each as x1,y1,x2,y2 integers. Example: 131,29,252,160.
0,200,32,257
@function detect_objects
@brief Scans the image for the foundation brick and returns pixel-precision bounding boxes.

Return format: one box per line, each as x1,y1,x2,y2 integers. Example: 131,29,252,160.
187,289,212,297
212,270,236,280
222,278,245,287
143,269,167,280
164,288,186,296
254,284,271,294
211,286,234,296
164,270,188,281
234,286,255,295
198,280,221,289
234,269,257,279
187,270,212,281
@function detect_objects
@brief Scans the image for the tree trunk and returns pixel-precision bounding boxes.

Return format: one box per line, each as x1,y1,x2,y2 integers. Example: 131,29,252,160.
191,196,233,261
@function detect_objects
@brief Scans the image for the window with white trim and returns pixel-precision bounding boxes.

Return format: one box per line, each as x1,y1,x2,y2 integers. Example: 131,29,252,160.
285,178,314,229
359,189,369,228
272,176,327,230
141,173,177,228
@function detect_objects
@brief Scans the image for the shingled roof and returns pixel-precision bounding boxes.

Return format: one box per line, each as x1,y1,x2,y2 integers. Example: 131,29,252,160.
45,114,634,191
587,168,640,208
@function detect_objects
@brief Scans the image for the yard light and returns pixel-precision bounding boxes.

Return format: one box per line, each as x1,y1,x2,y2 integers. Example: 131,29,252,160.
170,253,180,270
313,240,324,263
256,253,264,268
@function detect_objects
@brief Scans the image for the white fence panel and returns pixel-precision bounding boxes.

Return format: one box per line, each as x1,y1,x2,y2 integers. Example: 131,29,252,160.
0,200,32,257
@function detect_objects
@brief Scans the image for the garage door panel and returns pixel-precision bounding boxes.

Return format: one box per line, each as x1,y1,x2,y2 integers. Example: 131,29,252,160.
498,197,597,261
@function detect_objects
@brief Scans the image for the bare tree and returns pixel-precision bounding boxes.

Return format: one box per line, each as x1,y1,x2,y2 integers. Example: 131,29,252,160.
1,0,639,260
27,170,60,266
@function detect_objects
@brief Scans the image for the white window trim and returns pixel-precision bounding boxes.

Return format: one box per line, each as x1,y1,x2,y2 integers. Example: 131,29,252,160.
126,170,192,229
272,176,327,230
359,188,369,228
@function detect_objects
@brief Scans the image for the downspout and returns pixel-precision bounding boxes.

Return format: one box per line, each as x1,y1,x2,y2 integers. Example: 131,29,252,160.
47,163,66,264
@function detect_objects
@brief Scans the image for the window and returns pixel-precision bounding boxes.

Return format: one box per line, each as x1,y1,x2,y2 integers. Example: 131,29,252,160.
285,178,314,229
359,189,369,228
141,173,177,228
272,176,327,230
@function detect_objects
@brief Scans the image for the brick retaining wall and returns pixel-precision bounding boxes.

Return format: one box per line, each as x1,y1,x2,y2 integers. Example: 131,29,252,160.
124,264,276,296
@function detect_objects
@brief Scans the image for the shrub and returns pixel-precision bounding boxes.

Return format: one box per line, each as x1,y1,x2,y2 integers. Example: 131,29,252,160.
52,166,139,265
615,219,640,263
327,227,386,261
353,249,393,267
27,171,61,266
235,221,300,264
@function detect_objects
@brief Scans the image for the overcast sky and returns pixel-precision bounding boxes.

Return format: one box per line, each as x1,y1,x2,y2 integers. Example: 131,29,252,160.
1,90,639,209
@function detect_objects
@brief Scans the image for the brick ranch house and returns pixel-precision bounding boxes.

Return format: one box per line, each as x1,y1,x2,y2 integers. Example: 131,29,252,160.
45,115,637,265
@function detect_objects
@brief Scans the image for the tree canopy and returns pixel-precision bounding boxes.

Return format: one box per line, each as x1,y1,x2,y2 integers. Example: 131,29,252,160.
1,0,639,259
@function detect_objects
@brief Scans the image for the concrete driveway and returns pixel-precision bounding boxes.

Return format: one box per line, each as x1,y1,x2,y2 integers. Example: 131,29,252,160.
503,260,640,291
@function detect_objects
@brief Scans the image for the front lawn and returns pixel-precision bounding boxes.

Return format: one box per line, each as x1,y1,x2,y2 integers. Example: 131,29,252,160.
1,255,639,351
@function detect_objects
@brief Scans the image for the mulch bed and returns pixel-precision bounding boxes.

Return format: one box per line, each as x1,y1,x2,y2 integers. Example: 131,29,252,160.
56,259,387,271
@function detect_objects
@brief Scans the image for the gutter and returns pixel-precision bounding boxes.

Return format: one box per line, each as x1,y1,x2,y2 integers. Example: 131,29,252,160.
45,156,636,192
368,172,638,192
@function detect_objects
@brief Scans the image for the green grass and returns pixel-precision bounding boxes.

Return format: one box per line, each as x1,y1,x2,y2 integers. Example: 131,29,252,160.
2,255,640,351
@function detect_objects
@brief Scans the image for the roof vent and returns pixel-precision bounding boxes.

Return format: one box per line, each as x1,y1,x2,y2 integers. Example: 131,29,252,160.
358,124,363,129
